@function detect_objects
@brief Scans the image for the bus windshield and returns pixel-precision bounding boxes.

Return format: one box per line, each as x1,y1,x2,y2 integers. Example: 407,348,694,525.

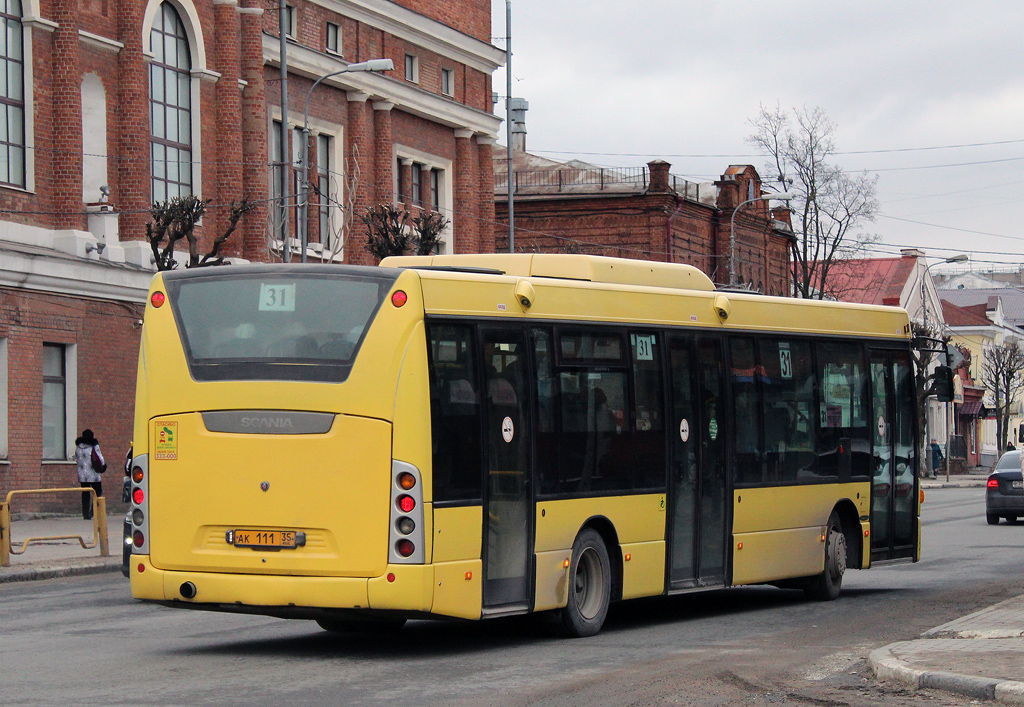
164,268,399,382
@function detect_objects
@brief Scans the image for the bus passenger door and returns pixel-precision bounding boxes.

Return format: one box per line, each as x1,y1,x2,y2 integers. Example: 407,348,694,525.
668,334,728,588
869,350,918,563
481,329,533,609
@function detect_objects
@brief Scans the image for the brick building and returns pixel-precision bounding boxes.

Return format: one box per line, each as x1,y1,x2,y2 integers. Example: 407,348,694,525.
494,154,793,294
0,0,502,510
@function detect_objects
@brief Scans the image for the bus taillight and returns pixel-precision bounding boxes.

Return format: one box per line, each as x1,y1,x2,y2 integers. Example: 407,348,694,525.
133,531,145,548
150,291,165,308
132,466,144,483
396,517,415,535
397,495,415,513
397,472,416,490
132,488,145,505
396,539,415,557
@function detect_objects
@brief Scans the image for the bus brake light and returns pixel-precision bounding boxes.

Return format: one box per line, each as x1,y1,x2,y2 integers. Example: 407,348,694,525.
151,291,166,308
132,488,145,505
391,290,408,307
397,495,415,513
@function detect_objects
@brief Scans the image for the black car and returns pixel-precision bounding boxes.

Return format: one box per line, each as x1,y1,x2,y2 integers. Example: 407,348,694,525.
986,450,1024,524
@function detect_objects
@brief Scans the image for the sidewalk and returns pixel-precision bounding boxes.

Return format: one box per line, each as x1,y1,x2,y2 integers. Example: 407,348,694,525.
0,514,124,583
870,595,1024,703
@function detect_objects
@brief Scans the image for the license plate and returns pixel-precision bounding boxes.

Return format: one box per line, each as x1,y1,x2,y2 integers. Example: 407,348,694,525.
1013,481,1023,489
230,529,296,549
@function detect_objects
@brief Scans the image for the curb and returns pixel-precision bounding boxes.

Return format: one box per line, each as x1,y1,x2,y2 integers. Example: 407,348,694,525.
0,557,123,584
869,643,1024,703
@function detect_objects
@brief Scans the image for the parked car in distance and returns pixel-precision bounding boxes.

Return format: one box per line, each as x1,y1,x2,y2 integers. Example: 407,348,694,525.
987,450,1024,525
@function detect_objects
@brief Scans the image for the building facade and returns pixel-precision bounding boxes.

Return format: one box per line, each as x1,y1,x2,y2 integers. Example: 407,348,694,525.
0,0,502,510
493,157,793,294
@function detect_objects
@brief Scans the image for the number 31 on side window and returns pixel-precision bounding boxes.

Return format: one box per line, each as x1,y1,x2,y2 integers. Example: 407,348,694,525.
259,283,296,311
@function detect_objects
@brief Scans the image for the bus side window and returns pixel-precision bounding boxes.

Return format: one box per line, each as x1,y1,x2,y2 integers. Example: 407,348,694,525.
429,324,483,503
730,337,764,485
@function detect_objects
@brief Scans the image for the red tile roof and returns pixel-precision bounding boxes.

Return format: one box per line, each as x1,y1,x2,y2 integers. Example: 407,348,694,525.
823,256,917,305
941,299,992,327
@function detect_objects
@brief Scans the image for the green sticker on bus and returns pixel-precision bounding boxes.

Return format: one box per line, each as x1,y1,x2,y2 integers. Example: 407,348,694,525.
709,418,718,441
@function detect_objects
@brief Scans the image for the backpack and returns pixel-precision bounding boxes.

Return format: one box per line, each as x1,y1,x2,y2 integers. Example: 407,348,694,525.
91,446,107,474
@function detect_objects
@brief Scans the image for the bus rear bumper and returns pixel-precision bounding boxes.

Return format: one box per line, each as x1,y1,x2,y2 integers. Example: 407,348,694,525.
129,555,436,615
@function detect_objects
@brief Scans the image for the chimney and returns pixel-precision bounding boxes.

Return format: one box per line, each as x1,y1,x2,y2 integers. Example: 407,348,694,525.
770,206,791,229
647,160,671,192
901,248,925,259
508,97,528,152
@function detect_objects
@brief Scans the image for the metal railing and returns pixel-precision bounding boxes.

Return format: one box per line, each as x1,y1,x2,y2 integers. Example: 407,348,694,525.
0,488,110,566
495,166,711,203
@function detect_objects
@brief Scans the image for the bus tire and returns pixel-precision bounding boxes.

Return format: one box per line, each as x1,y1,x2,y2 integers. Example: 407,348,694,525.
559,529,611,638
805,512,846,601
316,618,406,633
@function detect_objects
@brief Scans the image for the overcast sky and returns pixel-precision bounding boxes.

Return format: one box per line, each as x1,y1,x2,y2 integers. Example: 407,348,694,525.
489,0,1024,271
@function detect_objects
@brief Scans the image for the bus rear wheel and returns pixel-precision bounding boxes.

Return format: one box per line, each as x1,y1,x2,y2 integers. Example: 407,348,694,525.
559,529,611,638
805,512,846,601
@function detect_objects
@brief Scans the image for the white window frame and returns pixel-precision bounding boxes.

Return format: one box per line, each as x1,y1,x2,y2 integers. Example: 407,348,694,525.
325,21,340,55
284,4,296,39
404,53,418,84
393,146,453,254
41,343,77,461
142,0,207,201
441,68,454,97
0,337,7,458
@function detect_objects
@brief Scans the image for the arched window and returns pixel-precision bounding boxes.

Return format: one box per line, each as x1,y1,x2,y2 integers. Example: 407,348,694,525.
150,2,192,202
0,0,25,188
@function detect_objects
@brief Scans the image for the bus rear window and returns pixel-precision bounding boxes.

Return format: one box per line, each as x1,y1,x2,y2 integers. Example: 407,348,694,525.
164,269,399,382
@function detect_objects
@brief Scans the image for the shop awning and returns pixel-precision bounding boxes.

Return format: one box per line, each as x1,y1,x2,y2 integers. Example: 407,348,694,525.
960,400,982,417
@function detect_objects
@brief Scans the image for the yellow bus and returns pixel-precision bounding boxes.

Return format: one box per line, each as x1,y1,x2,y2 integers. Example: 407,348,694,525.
128,254,920,637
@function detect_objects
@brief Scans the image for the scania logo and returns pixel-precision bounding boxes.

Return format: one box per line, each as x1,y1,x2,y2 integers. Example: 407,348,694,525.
240,416,294,430
260,482,270,492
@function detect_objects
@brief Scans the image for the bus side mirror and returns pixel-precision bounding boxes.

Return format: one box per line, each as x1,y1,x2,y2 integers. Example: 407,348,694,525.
932,366,954,402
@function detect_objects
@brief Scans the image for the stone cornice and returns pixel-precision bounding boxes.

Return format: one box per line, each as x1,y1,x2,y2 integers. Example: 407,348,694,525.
266,36,501,138
304,0,504,73
0,249,151,303
79,30,124,54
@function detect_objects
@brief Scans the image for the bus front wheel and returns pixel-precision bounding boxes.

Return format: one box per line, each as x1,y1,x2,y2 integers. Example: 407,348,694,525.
805,512,846,601
559,529,611,638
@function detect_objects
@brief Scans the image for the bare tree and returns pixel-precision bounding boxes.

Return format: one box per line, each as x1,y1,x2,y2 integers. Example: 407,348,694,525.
363,203,412,260
981,339,1024,452
410,210,450,256
317,143,362,263
147,196,255,271
747,104,879,299
911,322,948,476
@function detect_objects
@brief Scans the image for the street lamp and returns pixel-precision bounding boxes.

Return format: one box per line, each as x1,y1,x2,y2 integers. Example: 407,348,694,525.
298,59,394,262
919,252,968,483
921,253,969,330
729,191,795,287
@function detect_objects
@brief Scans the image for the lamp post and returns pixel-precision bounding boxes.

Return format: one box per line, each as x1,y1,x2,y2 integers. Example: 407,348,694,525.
729,191,795,287
919,253,968,482
298,59,394,263
921,253,969,330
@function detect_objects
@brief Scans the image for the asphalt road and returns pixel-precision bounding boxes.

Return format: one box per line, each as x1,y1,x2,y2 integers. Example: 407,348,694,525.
2,486,1021,707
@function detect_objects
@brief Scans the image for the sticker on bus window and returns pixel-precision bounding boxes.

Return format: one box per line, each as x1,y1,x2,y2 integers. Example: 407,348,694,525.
634,335,654,361
779,343,793,379
708,418,718,441
501,416,515,443
259,283,296,311
154,421,178,461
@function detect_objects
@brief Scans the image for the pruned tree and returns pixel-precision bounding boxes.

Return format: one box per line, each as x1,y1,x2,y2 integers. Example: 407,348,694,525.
411,210,450,256
363,203,412,260
316,143,362,263
147,195,255,271
981,339,1024,452
363,203,451,260
747,104,879,299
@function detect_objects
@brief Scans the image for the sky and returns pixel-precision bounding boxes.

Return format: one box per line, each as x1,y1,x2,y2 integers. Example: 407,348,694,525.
489,0,1024,272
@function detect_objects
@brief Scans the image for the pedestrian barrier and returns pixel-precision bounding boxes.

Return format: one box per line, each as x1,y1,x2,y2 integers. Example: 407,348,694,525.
0,489,110,566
